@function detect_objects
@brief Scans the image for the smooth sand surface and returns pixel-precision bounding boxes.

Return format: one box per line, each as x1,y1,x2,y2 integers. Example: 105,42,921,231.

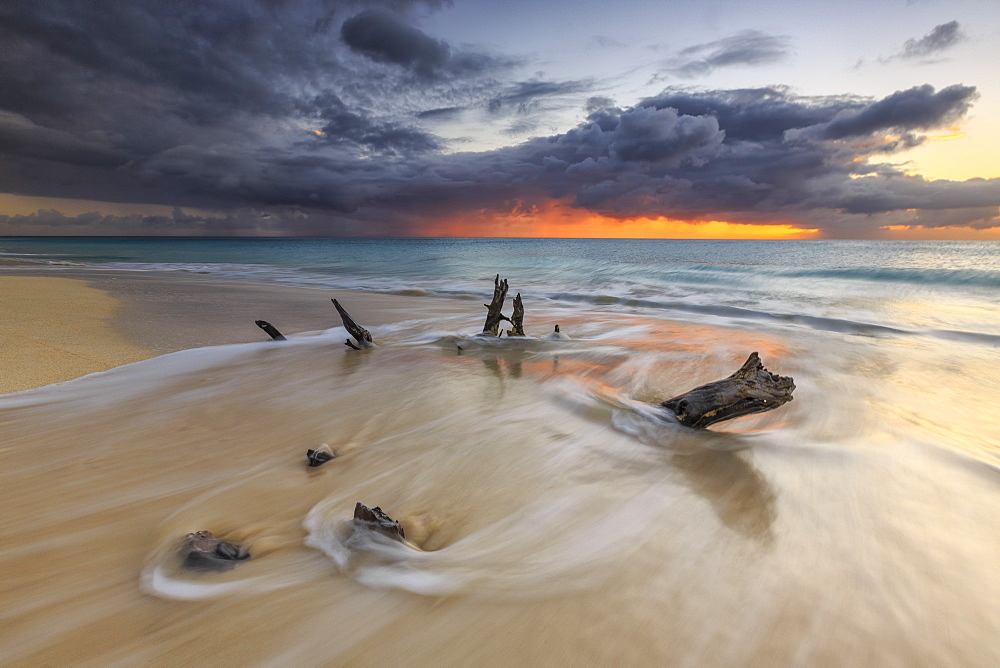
0,276,150,393
0,269,470,393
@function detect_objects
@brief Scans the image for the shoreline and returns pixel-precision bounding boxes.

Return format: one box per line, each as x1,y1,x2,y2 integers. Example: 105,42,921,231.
0,267,470,394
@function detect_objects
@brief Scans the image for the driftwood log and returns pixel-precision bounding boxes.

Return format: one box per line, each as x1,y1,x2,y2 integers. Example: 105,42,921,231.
181,530,250,571
482,275,512,336
255,319,286,341
353,503,405,541
332,299,373,350
660,352,794,428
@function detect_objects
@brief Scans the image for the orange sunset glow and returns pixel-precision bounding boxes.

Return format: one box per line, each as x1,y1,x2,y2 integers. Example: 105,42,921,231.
423,201,821,239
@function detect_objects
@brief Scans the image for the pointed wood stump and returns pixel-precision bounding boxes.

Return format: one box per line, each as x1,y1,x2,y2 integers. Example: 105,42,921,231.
332,299,373,350
506,293,525,336
482,274,511,336
255,320,286,341
660,352,795,428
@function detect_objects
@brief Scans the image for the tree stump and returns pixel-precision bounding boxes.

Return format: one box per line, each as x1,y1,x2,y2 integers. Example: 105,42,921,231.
506,293,525,336
482,274,511,336
660,352,795,428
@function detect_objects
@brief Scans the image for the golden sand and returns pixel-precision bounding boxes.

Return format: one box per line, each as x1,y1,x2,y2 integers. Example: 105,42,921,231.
0,276,151,393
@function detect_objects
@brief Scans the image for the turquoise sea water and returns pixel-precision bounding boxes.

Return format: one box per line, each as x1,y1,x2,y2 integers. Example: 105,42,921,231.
2,237,998,345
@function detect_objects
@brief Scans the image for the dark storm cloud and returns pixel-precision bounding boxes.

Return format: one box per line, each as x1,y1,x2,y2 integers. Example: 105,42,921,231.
340,9,516,80
665,31,791,79
300,92,441,152
342,10,450,77
346,83,996,235
0,0,515,205
803,84,977,139
639,87,860,141
898,21,964,59
0,0,996,237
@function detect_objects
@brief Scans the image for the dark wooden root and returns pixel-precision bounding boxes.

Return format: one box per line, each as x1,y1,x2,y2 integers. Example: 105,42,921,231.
332,299,373,350
353,502,405,541
482,274,511,336
181,530,250,571
660,352,795,429
506,293,525,337
255,319,287,341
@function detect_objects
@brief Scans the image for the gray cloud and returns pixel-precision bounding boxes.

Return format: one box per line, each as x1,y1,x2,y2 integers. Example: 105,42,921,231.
487,79,595,114
666,30,791,79
899,21,964,59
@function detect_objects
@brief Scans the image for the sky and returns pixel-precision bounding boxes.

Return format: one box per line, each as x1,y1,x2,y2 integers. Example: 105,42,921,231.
1,0,998,239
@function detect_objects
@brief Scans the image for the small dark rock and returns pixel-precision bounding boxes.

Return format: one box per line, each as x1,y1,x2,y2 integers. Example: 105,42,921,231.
306,444,336,467
353,502,405,541
181,530,250,571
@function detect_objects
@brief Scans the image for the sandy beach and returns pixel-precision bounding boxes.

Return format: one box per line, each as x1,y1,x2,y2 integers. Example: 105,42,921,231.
1,264,998,666
0,269,462,392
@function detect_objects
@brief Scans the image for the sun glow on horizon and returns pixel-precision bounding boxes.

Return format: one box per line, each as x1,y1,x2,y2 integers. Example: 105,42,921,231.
422,201,821,239
878,224,1000,240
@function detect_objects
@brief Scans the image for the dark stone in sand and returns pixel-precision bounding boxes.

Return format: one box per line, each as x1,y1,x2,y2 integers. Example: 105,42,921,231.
353,502,405,541
306,446,337,467
181,530,250,571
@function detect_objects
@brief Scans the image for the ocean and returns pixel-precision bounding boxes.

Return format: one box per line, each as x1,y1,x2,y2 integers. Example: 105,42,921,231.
3,237,999,341
1,237,998,664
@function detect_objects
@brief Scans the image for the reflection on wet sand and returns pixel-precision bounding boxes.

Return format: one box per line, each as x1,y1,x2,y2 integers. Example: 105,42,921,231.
670,448,776,543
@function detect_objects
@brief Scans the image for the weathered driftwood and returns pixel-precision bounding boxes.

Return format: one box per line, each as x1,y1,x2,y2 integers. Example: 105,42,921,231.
332,299,373,350
306,444,336,467
482,274,511,336
660,352,795,429
506,293,525,337
255,319,286,341
181,530,250,571
353,502,405,541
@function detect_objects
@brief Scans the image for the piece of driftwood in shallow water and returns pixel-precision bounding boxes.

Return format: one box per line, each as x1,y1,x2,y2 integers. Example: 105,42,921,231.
306,444,336,467
660,352,795,429
482,274,512,336
255,319,286,341
181,530,250,571
332,298,373,350
506,292,525,337
353,502,405,541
